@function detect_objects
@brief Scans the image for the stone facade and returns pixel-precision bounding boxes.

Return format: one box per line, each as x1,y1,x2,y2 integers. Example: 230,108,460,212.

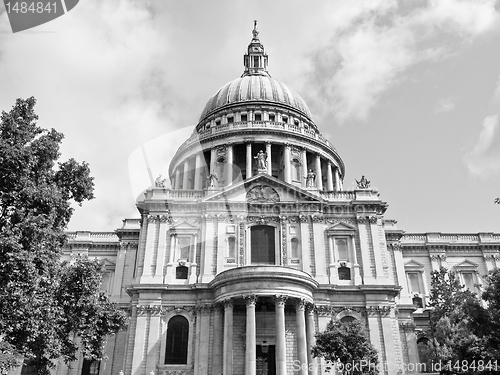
19,23,500,375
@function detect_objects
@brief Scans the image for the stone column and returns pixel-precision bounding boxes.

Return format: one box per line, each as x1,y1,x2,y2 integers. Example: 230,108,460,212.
369,216,386,283
246,141,253,179
165,232,176,282
328,236,338,284
266,141,272,175
112,243,127,299
334,168,341,191
189,234,198,284
182,159,190,189
226,143,234,185
174,167,181,189
301,149,308,188
393,243,412,304
212,304,223,375
210,148,217,177
194,153,202,189
296,300,308,375
198,306,211,374
357,217,375,284
315,154,323,190
284,144,291,183
326,162,334,191
223,299,234,375
154,217,168,283
350,235,362,285
275,295,288,375
140,216,157,283
245,295,257,375
305,305,317,375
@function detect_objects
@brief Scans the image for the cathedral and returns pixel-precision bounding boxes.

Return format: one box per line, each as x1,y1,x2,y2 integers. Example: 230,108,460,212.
49,23,500,375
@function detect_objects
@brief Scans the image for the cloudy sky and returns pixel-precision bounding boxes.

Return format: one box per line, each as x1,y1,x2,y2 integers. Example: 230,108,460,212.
1,0,499,234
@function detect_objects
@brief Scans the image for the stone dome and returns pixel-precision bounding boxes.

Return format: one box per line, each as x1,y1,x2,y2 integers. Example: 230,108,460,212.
198,75,313,122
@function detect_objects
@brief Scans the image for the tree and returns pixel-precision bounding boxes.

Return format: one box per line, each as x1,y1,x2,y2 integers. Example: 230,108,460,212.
312,319,379,375
0,97,127,374
426,267,500,375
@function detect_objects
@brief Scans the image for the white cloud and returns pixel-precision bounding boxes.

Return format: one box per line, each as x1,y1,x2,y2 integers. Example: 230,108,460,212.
465,114,500,177
435,97,456,113
307,0,500,123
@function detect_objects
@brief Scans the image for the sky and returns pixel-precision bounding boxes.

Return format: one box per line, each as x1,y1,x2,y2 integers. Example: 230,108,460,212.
1,0,500,234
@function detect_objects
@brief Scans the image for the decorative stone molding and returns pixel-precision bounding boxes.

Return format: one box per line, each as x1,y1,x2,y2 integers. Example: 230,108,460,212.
430,254,447,261
367,305,391,317
392,243,401,251
281,222,288,265
311,214,324,223
244,295,257,306
399,321,416,331
136,305,162,316
314,305,332,316
246,185,280,203
147,215,159,223
299,215,308,223
274,295,288,307
369,216,378,224
356,216,367,224
239,222,245,267
223,298,234,308
247,216,280,225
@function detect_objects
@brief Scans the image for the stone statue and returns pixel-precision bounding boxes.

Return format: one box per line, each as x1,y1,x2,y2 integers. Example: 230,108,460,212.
254,150,267,171
305,169,316,188
356,175,370,189
207,170,218,188
155,174,166,188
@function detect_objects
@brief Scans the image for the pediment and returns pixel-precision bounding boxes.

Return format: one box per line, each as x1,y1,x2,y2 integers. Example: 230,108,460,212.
404,260,425,269
453,260,479,270
203,174,323,204
170,220,199,231
327,222,356,231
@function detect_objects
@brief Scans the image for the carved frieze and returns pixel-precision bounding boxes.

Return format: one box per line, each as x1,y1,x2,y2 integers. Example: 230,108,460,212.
367,305,391,317
246,185,280,203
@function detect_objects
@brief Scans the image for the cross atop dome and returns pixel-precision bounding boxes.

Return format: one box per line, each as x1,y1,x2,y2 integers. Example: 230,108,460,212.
242,20,269,77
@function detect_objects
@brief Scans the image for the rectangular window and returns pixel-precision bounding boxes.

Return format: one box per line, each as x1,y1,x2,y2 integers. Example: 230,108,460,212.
254,113,262,121
227,116,234,123
269,114,275,122
462,272,475,291
241,114,248,122
251,225,275,264
335,238,349,261
407,272,422,294
179,238,191,260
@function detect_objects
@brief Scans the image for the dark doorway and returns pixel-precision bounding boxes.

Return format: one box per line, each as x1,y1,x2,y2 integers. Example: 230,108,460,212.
256,344,276,375
251,225,275,264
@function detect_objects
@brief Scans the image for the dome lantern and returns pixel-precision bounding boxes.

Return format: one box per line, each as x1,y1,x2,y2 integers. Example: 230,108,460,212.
242,20,269,77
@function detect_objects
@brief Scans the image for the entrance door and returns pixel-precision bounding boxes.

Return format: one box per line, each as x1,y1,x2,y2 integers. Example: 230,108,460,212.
256,345,276,375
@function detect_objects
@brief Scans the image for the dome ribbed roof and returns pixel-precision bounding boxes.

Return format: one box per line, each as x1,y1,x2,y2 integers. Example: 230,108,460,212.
198,75,313,122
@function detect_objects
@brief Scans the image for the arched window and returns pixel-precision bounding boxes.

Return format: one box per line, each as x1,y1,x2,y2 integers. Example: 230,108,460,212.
251,225,275,264
340,316,356,323
81,360,100,375
165,316,189,364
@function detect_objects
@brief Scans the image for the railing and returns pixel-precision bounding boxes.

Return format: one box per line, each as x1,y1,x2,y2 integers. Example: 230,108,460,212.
157,189,206,199
181,121,336,150
319,191,356,200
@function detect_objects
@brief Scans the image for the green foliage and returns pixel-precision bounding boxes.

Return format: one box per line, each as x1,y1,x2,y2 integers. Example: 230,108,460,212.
0,98,126,374
426,267,500,375
312,319,379,375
